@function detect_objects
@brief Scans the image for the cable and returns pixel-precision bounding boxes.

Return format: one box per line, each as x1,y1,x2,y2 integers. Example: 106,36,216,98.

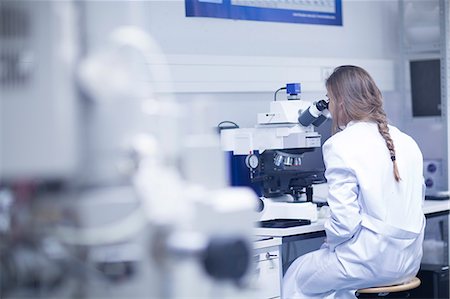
273,87,286,101
217,121,239,129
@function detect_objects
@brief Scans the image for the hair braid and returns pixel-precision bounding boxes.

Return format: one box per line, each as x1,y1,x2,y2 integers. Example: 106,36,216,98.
373,113,401,182
326,65,401,183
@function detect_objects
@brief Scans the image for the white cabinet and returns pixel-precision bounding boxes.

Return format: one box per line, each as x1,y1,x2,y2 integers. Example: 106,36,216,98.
253,237,282,299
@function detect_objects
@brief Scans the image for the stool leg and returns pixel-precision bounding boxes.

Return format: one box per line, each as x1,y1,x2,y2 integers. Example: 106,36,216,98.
355,293,380,298
356,291,411,298
357,295,375,298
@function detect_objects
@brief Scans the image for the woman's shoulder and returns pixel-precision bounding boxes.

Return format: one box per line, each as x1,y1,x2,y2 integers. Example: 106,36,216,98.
388,124,422,153
323,121,374,145
322,121,382,157
322,127,356,156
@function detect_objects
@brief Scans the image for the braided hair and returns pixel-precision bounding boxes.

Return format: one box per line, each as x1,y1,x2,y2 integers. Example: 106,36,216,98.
326,65,401,182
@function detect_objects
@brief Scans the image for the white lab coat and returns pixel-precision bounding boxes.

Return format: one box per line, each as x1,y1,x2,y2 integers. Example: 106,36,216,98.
282,121,425,299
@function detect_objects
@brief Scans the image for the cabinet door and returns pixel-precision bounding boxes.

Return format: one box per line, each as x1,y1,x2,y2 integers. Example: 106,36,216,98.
255,249,281,299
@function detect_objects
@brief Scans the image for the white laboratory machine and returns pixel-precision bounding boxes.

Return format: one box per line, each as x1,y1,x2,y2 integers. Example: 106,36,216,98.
0,2,259,299
220,84,330,226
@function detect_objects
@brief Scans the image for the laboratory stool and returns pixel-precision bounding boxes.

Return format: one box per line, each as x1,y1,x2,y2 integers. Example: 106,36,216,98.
355,277,421,298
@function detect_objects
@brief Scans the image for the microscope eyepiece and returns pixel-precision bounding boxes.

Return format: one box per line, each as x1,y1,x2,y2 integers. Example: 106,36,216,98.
298,99,329,127
316,99,329,111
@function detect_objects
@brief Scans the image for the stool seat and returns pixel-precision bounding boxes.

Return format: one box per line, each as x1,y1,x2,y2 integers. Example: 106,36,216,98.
357,277,421,294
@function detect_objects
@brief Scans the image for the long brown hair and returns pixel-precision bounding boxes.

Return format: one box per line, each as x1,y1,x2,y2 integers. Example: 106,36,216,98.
326,65,401,182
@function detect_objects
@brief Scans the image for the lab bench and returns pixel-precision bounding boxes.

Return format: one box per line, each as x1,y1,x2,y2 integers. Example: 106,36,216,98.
254,199,450,299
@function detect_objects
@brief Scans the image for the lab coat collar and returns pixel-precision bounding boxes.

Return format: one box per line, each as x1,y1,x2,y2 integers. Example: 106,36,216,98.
339,120,357,130
345,120,375,129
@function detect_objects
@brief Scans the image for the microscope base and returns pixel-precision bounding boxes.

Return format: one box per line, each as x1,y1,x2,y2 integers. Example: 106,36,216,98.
259,198,318,222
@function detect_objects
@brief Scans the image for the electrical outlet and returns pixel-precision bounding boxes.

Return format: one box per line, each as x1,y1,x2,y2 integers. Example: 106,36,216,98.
423,159,444,195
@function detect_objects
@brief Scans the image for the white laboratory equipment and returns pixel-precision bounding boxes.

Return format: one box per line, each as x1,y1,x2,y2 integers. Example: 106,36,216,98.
221,86,330,224
0,2,259,299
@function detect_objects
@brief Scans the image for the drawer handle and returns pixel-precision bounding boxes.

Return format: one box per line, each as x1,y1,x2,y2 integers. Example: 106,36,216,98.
265,252,278,259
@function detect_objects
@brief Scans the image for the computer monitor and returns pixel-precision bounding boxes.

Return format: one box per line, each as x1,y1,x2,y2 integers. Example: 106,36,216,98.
410,59,441,117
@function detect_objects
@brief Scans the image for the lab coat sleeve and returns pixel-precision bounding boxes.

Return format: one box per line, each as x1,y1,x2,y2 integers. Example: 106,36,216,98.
422,178,426,202
323,140,361,251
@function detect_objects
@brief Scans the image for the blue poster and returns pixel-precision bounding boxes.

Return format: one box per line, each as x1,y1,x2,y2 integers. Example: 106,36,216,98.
185,0,342,26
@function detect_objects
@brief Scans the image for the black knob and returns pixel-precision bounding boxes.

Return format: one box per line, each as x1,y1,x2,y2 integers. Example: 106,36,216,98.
256,198,264,212
202,237,250,281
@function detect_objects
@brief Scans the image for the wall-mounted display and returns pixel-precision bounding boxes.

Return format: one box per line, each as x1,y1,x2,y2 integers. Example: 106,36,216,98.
186,0,343,26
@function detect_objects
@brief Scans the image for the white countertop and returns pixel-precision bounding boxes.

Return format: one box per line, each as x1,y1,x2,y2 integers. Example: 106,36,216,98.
253,236,282,250
422,199,450,214
255,219,326,237
255,199,450,238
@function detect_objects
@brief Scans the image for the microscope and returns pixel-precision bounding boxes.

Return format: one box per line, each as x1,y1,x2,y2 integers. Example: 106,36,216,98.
221,83,330,226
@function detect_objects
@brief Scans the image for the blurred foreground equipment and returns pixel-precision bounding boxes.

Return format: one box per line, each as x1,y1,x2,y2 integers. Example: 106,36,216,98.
0,1,257,298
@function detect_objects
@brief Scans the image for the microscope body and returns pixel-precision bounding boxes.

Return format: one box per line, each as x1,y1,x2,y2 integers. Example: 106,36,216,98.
221,92,329,223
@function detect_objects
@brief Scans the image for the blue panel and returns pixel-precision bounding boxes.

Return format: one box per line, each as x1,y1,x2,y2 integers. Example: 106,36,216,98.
186,0,343,26
226,152,262,197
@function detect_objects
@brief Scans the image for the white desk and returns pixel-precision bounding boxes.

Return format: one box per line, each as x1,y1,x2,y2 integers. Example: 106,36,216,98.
254,200,450,298
256,200,450,238
423,200,450,215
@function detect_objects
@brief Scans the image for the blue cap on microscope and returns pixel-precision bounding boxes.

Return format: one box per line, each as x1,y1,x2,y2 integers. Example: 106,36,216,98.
286,83,301,95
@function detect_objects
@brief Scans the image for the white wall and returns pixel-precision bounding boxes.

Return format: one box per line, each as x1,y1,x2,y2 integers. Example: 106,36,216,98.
84,1,400,58
83,0,403,131
80,0,450,189
142,1,399,59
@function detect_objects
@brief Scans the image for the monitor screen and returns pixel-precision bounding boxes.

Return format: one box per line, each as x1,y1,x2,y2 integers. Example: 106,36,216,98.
410,59,441,117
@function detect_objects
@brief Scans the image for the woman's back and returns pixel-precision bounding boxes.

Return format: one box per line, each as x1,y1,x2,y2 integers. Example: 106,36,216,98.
322,121,425,286
324,121,424,234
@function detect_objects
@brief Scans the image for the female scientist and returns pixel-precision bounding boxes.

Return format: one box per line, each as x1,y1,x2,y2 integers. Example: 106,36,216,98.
282,65,425,299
